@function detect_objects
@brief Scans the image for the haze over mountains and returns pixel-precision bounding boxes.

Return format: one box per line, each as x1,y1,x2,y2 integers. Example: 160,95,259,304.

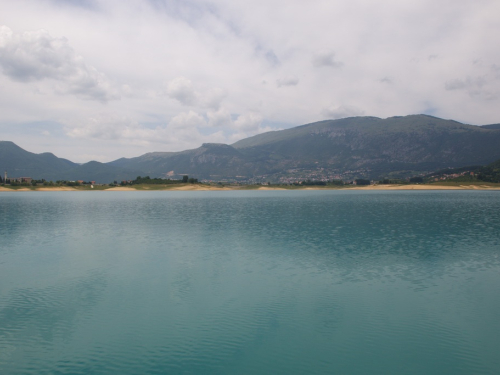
2,115,500,183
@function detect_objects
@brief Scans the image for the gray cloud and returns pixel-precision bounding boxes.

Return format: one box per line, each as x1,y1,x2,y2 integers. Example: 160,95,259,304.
253,44,280,66
0,26,117,102
445,79,473,91
276,77,299,87
312,52,343,68
445,76,498,100
265,50,280,66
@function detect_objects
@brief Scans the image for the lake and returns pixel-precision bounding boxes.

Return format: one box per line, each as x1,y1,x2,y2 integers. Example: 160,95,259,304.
1,190,499,374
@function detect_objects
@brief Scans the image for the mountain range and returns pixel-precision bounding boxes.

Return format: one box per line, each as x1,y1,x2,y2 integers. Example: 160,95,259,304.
2,114,500,183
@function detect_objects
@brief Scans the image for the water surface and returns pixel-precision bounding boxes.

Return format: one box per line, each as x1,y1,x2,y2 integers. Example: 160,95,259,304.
1,190,499,374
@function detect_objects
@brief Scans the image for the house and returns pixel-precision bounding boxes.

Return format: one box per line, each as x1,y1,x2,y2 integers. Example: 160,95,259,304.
8,177,32,184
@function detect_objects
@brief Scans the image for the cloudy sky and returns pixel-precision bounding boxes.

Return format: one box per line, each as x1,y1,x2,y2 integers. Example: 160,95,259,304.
1,0,499,162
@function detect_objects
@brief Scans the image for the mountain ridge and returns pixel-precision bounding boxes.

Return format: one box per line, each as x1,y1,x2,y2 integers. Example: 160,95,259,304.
2,114,500,183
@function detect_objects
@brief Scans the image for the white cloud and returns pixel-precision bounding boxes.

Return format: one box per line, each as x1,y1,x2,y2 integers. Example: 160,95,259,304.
165,111,228,150
322,105,365,120
168,110,206,130
166,111,224,149
65,110,214,150
67,114,153,143
205,108,264,139
1,0,500,161
165,78,227,110
204,87,226,110
207,108,232,127
166,77,198,106
0,25,118,102
234,112,262,132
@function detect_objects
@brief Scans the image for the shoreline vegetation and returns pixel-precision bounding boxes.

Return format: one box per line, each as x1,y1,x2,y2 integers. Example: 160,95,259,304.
2,157,499,192
1,181,499,192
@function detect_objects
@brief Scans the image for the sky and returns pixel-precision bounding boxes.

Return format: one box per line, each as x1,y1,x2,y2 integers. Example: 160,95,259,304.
1,0,499,162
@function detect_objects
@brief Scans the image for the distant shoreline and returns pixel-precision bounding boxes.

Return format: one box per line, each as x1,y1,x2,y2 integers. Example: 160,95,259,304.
1,183,500,192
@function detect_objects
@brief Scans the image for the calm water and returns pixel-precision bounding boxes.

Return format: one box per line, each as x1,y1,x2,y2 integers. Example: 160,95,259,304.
1,190,500,374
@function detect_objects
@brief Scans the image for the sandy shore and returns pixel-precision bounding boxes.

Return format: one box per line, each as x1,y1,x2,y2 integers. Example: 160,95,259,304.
105,187,137,191
0,187,31,191
0,186,79,191
349,184,500,190
257,187,287,190
168,185,234,191
36,187,78,191
106,185,235,191
1,184,499,192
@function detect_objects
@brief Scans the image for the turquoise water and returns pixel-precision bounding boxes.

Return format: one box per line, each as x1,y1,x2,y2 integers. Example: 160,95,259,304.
1,190,500,374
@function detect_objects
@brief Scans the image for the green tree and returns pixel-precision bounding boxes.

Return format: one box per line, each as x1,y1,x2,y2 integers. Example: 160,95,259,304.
409,177,424,183
355,179,370,186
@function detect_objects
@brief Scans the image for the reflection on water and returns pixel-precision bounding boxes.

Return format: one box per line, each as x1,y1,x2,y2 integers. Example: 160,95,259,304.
1,190,500,374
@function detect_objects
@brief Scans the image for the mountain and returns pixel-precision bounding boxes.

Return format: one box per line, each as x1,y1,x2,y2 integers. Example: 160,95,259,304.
110,115,500,181
42,161,143,184
0,141,141,183
107,143,263,180
2,115,500,183
481,124,500,130
0,141,77,177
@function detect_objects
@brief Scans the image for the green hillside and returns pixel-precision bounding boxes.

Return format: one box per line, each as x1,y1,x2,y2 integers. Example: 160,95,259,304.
236,115,500,179
2,115,500,183
0,141,141,183
481,124,500,130
476,158,500,182
108,143,261,180
111,115,500,181
0,141,76,178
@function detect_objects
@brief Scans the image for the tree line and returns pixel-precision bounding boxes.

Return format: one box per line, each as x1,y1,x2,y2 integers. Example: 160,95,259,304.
120,175,199,185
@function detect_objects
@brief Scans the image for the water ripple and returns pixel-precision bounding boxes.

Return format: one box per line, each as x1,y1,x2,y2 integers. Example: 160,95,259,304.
1,191,499,374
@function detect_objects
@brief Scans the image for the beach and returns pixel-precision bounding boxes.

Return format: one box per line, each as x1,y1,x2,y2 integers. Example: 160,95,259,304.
1,184,499,192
